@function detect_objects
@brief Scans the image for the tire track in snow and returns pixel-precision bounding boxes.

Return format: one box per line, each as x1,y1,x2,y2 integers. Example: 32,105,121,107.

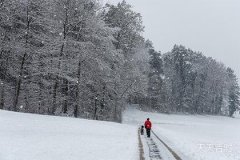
151,130,182,160
138,129,145,160
145,136,162,160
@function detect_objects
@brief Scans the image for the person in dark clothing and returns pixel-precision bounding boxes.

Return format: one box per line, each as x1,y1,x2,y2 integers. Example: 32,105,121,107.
140,125,144,135
144,118,152,137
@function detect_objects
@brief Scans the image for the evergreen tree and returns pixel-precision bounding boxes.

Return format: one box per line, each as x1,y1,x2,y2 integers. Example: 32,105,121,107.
163,45,232,115
227,68,240,117
171,45,192,112
148,48,165,111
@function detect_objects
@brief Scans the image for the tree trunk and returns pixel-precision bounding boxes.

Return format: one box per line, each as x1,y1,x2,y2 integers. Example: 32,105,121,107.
74,60,82,118
52,5,68,115
13,53,27,111
52,35,65,115
62,79,69,114
0,49,5,109
0,81,4,109
13,5,31,111
74,58,89,118
52,80,58,114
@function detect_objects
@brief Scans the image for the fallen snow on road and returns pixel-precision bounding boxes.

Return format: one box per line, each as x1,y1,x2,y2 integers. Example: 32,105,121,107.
0,110,138,160
123,106,240,160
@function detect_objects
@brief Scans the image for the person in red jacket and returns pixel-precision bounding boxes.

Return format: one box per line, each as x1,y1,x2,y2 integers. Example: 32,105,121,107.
144,118,152,137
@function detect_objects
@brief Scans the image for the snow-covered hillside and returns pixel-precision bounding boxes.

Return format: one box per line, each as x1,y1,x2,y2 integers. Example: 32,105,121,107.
0,110,138,160
123,106,240,160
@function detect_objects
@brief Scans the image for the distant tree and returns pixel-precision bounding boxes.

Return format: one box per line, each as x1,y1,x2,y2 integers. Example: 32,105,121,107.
227,68,240,117
103,0,148,120
162,45,233,115
170,45,192,112
148,48,166,111
2,0,51,111
104,0,144,55
49,0,121,120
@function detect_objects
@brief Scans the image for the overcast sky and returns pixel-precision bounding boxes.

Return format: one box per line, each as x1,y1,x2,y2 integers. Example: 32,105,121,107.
105,0,240,82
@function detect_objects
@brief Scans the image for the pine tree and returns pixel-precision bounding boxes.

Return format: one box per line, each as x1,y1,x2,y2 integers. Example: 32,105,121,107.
148,48,165,111
171,45,191,112
227,68,240,117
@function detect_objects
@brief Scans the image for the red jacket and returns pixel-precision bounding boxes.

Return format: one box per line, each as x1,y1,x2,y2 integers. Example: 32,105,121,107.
144,120,152,129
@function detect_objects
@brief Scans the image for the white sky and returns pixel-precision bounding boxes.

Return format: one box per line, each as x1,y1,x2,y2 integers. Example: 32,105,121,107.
104,0,240,83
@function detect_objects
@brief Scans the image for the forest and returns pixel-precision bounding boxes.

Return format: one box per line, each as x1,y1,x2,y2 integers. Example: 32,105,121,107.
0,0,239,122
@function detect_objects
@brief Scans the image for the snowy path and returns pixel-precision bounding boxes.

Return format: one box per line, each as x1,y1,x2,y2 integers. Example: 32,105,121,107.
123,106,240,160
151,130,181,160
124,106,181,160
139,129,181,160
145,136,162,160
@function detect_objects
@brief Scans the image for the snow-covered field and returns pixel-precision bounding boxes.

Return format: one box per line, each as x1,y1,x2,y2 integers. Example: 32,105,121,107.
1,106,240,160
0,110,138,160
123,106,240,160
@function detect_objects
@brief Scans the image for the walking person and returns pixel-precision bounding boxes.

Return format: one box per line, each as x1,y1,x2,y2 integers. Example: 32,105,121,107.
144,118,152,137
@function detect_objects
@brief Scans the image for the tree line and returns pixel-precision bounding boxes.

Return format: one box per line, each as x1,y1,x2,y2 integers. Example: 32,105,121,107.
0,0,149,122
141,44,240,117
0,0,239,121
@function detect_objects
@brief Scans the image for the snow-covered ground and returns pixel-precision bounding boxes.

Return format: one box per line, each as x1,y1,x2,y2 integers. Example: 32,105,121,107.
2,106,240,160
123,106,240,160
0,110,138,160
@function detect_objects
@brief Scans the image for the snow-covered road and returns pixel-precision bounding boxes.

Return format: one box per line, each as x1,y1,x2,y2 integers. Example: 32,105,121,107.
123,106,240,160
138,128,180,160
